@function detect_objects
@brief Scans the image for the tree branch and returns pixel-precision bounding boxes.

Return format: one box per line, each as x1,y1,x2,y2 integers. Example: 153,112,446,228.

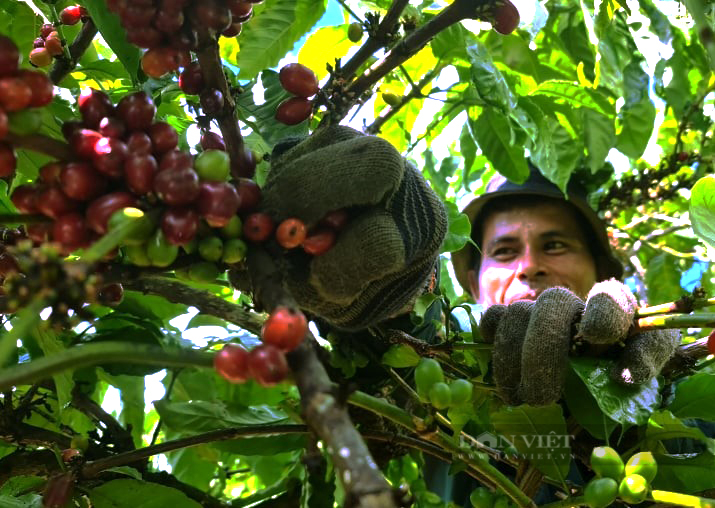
122,276,263,335
5,132,72,161
195,28,245,179
0,342,213,392
245,246,397,508
49,19,99,85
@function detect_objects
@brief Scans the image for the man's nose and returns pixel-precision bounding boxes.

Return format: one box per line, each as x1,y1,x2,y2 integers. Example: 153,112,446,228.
516,248,546,281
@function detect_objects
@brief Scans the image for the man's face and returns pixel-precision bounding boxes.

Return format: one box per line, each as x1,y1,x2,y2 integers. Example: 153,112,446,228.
467,201,598,307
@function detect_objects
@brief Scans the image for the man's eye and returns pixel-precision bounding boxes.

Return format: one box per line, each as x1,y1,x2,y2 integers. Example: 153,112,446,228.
545,241,567,251
491,247,516,259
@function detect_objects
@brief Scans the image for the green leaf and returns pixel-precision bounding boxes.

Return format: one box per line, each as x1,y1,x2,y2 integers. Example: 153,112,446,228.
467,41,515,111
154,399,289,433
529,81,614,117
0,476,45,496
298,25,354,80
89,479,202,508
668,373,715,420
471,107,529,182
32,328,73,413
185,314,230,329
563,367,618,440
431,21,470,61
646,410,715,454
237,0,327,79
583,109,616,173
651,452,715,494
104,467,143,480
490,403,571,483
382,344,420,368
440,201,471,253
645,253,683,304
82,0,141,83
569,357,661,428
615,97,656,158
690,176,715,248
0,494,40,508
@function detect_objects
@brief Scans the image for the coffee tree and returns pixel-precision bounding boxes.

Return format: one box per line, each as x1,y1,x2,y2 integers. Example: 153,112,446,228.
1,0,715,507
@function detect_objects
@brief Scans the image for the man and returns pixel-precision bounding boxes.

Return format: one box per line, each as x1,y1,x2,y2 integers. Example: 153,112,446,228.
451,164,679,407
451,164,623,308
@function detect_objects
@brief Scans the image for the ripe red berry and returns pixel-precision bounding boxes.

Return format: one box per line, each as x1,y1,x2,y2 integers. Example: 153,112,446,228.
0,110,6,139
97,283,124,306
159,149,194,172
492,0,520,35
199,88,224,115
85,192,137,234
60,6,84,26
0,142,16,178
0,35,20,77
18,70,54,107
141,47,181,78
243,212,274,243
78,88,114,129
262,306,308,352
227,0,253,22
161,207,199,246
93,137,128,179
0,77,32,112
124,153,158,195
117,91,156,132
231,146,257,179
11,184,39,213
60,162,107,201
179,62,204,95
40,24,55,39
197,181,241,227
99,117,126,139
53,213,90,251
707,330,715,356
154,167,200,205
248,344,290,386
275,97,312,125
126,131,153,154
70,128,102,159
44,35,64,57
302,229,336,256
200,131,225,151
236,178,262,214
677,151,689,162
214,343,250,383
149,121,178,154
319,209,349,231
276,218,307,249
279,63,319,98
37,187,79,220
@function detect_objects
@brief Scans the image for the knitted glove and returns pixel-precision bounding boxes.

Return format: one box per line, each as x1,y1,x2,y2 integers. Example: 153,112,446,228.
480,281,681,406
261,125,448,330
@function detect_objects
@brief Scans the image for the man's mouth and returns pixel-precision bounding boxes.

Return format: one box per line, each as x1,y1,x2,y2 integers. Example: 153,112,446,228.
506,290,542,304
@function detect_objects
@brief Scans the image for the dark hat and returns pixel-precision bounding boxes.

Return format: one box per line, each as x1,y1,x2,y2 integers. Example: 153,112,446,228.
451,165,623,297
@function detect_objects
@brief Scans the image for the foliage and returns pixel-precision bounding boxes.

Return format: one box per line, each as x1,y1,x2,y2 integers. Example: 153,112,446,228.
1,0,715,507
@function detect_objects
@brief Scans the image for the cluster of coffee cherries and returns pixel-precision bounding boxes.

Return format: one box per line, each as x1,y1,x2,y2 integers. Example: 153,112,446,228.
0,238,123,327
242,208,348,256
107,0,259,79
29,6,89,68
10,88,256,283
275,63,319,126
0,36,55,177
214,305,308,386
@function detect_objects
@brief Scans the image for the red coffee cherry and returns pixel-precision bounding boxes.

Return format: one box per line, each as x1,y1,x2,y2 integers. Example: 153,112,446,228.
261,306,308,352
278,63,319,98
275,97,312,125
319,209,349,231
707,330,715,356
276,218,307,249
302,229,336,256
60,6,85,26
0,35,20,77
243,212,274,243
248,344,290,386
29,47,52,68
214,343,250,383
492,0,520,35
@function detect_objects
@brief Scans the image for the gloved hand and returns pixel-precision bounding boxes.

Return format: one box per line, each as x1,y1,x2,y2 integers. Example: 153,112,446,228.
260,125,448,331
479,279,681,406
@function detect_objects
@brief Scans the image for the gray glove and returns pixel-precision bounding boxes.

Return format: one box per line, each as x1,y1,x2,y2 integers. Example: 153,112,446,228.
260,125,448,330
480,280,681,406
